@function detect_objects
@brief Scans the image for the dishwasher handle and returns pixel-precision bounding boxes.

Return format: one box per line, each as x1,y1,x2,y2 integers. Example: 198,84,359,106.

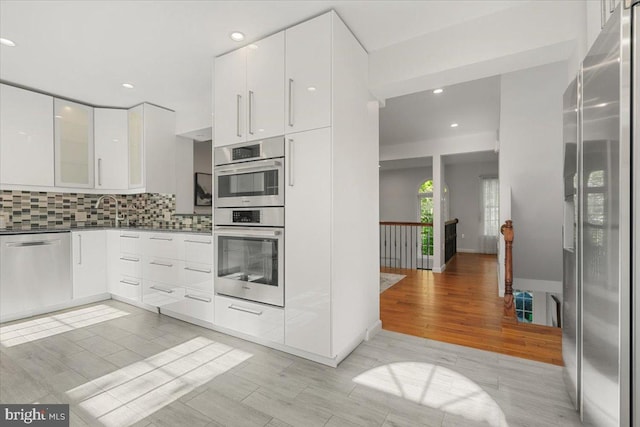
6,240,61,248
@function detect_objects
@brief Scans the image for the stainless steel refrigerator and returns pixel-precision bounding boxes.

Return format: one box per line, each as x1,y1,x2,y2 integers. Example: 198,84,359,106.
562,2,635,426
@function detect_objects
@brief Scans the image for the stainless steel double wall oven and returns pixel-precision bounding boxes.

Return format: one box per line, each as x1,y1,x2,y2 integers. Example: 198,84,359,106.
213,137,285,307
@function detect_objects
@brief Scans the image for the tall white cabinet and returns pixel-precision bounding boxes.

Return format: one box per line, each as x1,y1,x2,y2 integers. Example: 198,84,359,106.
0,84,55,187
213,11,379,366
214,31,285,146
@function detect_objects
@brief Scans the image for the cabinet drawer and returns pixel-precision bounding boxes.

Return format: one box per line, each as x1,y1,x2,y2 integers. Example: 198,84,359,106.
144,257,179,284
182,261,213,292
163,288,214,324
120,232,141,253
143,280,183,307
145,234,179,259
214,295,284,343
184,235,213,264
111,275,141,301
119,254,142,277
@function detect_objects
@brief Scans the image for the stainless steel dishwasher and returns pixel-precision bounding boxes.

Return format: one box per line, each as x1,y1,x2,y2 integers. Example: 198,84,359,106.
0,231,72,321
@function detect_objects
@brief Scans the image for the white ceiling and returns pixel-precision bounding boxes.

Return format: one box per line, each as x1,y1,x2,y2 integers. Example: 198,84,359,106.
379,75,501,146
0,1,519,134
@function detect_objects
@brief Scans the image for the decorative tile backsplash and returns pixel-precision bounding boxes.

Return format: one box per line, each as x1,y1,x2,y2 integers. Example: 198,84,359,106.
0,191,212,231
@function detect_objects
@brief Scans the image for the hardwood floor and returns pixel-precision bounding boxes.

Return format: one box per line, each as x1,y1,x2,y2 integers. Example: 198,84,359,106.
380,253,563,366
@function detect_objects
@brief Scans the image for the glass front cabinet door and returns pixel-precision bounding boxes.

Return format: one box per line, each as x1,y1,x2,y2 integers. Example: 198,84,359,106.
54,99,94,188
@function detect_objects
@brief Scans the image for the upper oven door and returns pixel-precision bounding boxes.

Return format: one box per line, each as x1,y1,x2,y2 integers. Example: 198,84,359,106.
214,158,284,207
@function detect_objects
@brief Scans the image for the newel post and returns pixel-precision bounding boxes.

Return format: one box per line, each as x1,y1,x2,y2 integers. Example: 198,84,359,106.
501,220,516,318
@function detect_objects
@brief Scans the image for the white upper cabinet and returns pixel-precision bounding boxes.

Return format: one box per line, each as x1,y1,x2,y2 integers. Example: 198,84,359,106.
214,48,246,147
128,105,144,189
54,99,94,188
0,84,55,187
285,13,332,133
214,31,285,147
94,108,128,191
246,31,285,140
127,104,176,193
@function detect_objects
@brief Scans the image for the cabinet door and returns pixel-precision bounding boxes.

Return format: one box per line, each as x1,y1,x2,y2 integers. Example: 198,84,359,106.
285,14,332,134
284,127,332,357
94,108,128,191
54,99,94,188
128,105,144,189
246,31,285,141
0,84,55,187
143,104,176,194
214,48,246,146
72,231,107,299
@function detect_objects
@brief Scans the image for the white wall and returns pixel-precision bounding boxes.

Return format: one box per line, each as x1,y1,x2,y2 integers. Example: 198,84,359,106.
379,165,432,222
380,131,497,162
445,160,499,253
175,136,194,214
499,61,566,293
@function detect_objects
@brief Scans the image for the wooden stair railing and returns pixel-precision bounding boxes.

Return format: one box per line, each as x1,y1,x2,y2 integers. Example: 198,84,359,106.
501,220,516,319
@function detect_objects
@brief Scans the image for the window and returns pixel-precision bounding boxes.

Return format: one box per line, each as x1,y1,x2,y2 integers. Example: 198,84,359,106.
481,177,499,236
514,291,533,323
418,180,434,256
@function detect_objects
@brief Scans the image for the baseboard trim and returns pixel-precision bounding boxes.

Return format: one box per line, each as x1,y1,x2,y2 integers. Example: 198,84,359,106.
432,263,447,273
457,248,479,253
365,319,382,341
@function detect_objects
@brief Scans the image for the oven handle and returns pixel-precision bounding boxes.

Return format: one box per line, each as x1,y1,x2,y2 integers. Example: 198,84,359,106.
214,160,282,176
214,227,282,238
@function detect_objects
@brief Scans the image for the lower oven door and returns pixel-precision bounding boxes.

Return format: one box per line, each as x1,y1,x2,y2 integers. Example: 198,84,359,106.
214,227,284,307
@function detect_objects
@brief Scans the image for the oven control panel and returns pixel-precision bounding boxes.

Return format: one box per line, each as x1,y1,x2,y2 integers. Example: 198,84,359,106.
232,210,261,224
215,207,284,228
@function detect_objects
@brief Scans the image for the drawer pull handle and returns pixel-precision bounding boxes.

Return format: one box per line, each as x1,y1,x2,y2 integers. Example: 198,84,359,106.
150,236,173,241
184,239,212,244
150,261,173,267
120,256,140,262
184,266,212,274
120,279,139,286
229,304,262,316
185,294,211,303
121,234,139,239
150,285,174,294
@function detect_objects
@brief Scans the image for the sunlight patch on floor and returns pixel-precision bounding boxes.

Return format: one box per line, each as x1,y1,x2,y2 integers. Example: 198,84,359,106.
353,362,508,427
67,336,252,426
0,304,130,347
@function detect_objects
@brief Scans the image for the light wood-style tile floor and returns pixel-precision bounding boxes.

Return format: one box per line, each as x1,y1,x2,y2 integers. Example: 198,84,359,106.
0,300,580,426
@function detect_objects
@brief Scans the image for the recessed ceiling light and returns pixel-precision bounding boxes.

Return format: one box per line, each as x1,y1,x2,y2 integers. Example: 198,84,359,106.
122,83,134,89
450,123,459,128
55,115,63,119
433,88,444,94
113,139,119,142
230,32,245,42
0,38,16,47
307,86,317,92
247,44,258,50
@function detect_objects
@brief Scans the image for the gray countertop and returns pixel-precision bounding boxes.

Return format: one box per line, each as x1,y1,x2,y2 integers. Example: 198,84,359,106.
0,227,212,236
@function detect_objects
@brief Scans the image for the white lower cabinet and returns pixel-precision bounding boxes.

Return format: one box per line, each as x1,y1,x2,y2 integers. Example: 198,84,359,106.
215,295,284,344
143,280,182,307
182,261,213,292
163,289,214,324
112,275,142,301
72,230,108,299
144,257,180,284
119,254,142,277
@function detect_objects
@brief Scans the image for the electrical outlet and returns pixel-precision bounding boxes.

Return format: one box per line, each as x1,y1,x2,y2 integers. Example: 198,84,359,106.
461,233,465,239
164,212,171,221
0,212,8,228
